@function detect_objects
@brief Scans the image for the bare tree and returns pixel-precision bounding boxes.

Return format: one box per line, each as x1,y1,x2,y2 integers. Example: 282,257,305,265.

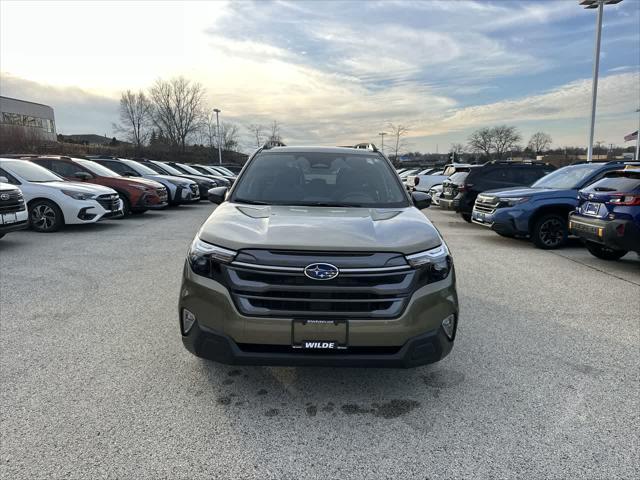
527,132,553,154
148,77,206,152
467,127,493,158
388,123,409,162
267,120,282,143
247,124,265,148
491,125,522,159
113,90,152,152
220,122,239,151
449,142,465,162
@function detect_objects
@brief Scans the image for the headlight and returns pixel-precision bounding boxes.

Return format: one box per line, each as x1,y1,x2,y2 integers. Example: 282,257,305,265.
500,197,529,207
188,236,237,277
405,242,451,283
61,189,96,200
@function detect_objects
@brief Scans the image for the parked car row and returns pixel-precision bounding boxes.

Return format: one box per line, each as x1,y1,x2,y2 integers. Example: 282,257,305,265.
402,160,640,261
0,155,239,238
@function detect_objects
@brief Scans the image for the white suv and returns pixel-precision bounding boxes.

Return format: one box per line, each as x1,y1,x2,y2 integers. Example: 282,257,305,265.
0,158,123,232
0,179,28,239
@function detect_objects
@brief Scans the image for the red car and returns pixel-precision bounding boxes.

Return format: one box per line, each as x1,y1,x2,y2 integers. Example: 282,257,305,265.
29,156,168,214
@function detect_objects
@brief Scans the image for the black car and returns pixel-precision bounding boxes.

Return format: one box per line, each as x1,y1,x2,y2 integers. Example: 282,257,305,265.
135,159,218,200
439,161,555,222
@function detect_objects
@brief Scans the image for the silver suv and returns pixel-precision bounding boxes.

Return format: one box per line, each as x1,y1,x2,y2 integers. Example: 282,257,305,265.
179,145,459,367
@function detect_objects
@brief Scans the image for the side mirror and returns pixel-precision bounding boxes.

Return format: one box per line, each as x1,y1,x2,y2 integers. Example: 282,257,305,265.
0,176,8,183
208,186,228,204
412,191,431,209
74,171,92,181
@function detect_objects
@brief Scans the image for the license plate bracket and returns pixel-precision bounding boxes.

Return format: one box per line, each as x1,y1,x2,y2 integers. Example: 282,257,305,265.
1,213,17,224
584,202,600,216
292,319,348,350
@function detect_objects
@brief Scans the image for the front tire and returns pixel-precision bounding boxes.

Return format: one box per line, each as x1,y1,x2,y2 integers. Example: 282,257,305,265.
585,242,627,260
461,212,472,223
29,199,64,232
532,214,567,250
120,194,132,215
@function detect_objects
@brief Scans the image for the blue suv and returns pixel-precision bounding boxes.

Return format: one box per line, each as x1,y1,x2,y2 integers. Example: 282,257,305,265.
471,161,640,249
568,167,640,260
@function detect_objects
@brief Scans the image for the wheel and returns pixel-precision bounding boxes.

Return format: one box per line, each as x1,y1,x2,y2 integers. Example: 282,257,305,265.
0,233,5,239
461,212,472,223
29,199,64,232
532,214,567,249
120,194,132,215
585,242,627,260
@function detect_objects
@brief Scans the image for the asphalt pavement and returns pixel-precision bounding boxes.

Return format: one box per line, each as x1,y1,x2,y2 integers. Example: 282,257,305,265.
1,203,638,480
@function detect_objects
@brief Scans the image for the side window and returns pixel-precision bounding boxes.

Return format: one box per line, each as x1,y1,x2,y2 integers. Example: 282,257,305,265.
32,158,52,170
0,167,20,185
101,161,136,176
49,160,83,178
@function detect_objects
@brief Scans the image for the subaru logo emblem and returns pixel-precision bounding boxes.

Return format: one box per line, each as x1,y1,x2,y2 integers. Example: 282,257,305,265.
0,194,8,201
304,263,339,280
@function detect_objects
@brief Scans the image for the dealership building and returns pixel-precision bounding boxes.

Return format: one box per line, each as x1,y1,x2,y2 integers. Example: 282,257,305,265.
0,96,57,142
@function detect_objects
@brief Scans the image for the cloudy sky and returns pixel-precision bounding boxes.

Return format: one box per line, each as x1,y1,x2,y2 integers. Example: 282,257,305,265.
1,0,638,152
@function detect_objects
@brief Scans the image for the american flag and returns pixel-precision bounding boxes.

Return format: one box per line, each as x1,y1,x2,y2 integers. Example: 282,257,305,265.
624,130,638,142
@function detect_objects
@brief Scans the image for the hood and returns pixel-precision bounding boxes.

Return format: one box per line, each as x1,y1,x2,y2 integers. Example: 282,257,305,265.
145,174,194,186
0,182,19,192
179,174,215,185
198,202,442,254
122,177,164,189
41,181,116,194
483,186,577,199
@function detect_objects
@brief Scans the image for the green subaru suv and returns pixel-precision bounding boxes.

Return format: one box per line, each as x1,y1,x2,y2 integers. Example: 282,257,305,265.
179,145,459,367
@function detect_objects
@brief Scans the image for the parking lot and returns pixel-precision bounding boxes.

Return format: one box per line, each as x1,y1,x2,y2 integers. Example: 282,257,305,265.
1,203,638,480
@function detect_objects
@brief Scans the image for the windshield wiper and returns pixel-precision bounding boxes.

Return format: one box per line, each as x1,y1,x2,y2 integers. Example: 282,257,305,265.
234,198,269,205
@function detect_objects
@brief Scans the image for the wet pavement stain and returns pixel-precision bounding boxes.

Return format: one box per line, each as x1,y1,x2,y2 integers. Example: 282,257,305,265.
216,396,232,406
306,405,318,417
422,369,465,389
222,379,234,385
264,408,279,417
228,369,243,377
320,402,335,413
256,389,268,396
341,404,371,415
373,399,420,419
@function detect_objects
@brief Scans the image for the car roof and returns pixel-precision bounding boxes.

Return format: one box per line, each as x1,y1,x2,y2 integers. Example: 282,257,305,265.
262,146,381,155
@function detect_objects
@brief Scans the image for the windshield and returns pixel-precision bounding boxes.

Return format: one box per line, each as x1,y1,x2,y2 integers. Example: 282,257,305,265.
176,163,201,175
75,159,120,177
216,166,235,176
152,162,182,175
531,163,602,189
231,151,409,208
121,159,158,175
2,160,63,182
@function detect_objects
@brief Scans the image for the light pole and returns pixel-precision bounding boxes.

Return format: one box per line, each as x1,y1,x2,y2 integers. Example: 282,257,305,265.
636,108,640,161
580,0,623,162
378,132,386,153
213,108,222,165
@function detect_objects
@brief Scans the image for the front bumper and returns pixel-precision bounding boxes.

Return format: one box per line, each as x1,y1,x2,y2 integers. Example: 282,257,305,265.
0,209,28,234
182,321,453,368
179,263,458,368
439,197,459,211
569,213,640,253
69,199,124,224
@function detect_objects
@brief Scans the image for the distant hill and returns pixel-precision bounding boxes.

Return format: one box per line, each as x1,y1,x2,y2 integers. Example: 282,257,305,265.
58,134,129,146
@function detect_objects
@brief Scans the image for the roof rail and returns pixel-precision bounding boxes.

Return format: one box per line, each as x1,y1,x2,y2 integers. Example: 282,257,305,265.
485,159,548,166
262,140,286,150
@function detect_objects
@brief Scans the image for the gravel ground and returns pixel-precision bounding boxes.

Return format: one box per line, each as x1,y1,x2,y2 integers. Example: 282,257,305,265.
1,203,638,480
